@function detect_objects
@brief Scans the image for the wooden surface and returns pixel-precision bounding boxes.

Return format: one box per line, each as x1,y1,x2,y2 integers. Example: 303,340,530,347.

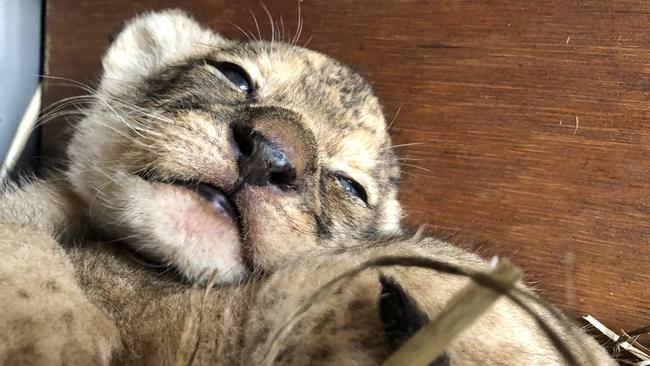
44,1,650,332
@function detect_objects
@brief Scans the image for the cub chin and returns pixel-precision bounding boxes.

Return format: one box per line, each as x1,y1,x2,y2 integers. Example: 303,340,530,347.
65,9,403,283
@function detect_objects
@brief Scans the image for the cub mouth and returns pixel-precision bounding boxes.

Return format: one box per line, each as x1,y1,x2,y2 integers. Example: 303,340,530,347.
131,172,246,271
140,174,243,228
153,177,242,230
182,182,241,224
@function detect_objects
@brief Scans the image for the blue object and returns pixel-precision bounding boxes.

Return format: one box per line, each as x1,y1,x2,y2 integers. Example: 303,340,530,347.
0,0,42,177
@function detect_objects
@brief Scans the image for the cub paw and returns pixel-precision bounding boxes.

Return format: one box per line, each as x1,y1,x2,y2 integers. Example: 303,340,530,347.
0,293,121,366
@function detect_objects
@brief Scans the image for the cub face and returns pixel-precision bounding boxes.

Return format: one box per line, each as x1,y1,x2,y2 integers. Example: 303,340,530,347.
66,10,403,283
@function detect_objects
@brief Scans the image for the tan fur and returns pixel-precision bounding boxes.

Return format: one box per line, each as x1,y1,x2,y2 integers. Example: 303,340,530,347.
0,10,614,365
64,9,402,282
65,237,615,365
0,181,120,365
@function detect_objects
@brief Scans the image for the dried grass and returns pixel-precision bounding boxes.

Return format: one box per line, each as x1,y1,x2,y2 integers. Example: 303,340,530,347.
584,315,650,365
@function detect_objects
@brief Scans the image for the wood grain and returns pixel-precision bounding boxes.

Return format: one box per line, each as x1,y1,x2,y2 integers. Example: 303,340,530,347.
43,0,650,332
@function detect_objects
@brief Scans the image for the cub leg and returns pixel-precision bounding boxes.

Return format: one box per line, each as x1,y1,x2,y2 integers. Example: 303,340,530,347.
0,181,121,365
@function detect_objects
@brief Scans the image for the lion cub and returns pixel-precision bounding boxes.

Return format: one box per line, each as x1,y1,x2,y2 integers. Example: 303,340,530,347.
0,10,613,365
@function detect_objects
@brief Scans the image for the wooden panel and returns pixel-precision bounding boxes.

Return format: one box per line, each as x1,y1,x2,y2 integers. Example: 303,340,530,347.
44,0,650,332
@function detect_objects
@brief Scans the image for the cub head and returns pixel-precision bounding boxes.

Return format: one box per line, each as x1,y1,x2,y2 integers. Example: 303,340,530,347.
66,10,403,283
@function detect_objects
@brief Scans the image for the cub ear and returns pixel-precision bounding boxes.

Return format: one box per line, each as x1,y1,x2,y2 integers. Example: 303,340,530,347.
100,9,225,91
378,275,450,366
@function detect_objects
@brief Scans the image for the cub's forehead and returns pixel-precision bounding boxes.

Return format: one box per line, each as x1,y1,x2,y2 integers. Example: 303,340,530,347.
209,42,391,170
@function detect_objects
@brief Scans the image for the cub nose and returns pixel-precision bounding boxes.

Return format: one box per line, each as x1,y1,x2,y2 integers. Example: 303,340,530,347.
232,107,317,190
233,125,298,188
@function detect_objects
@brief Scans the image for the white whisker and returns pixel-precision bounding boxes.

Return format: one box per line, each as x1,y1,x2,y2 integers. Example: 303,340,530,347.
302,35,314,48
249,9,262,41
259,1,275,43
292,1,303,46
279,16,286,42
229,21,256,42
399,163,431,173
387,104,402,131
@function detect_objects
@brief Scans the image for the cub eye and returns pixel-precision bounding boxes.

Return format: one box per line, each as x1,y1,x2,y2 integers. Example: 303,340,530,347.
205,60,253,93
331,172,368,204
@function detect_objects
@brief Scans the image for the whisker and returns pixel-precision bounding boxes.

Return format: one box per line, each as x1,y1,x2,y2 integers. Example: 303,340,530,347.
398,157,425,162
259,1,275,43
399,163,432,173
399,171,420,179
249,8,262,41
387,104,402,131
279,16,286,42
302,35,314,48
229,21,256,42
40,75,98,94
291,1,303,46
381,142,426,150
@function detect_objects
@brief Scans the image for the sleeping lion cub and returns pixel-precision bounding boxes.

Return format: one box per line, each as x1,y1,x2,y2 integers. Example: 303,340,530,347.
0,10,613,365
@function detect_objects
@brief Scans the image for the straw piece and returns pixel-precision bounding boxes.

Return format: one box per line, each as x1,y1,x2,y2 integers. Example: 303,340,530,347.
583,315,650,361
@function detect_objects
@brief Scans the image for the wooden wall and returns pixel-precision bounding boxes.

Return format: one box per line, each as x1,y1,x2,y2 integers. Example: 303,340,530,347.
44,0,650,332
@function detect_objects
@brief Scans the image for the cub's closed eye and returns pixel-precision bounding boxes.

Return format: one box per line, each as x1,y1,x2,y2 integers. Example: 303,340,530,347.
204,60,254,93
331,172,368,204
